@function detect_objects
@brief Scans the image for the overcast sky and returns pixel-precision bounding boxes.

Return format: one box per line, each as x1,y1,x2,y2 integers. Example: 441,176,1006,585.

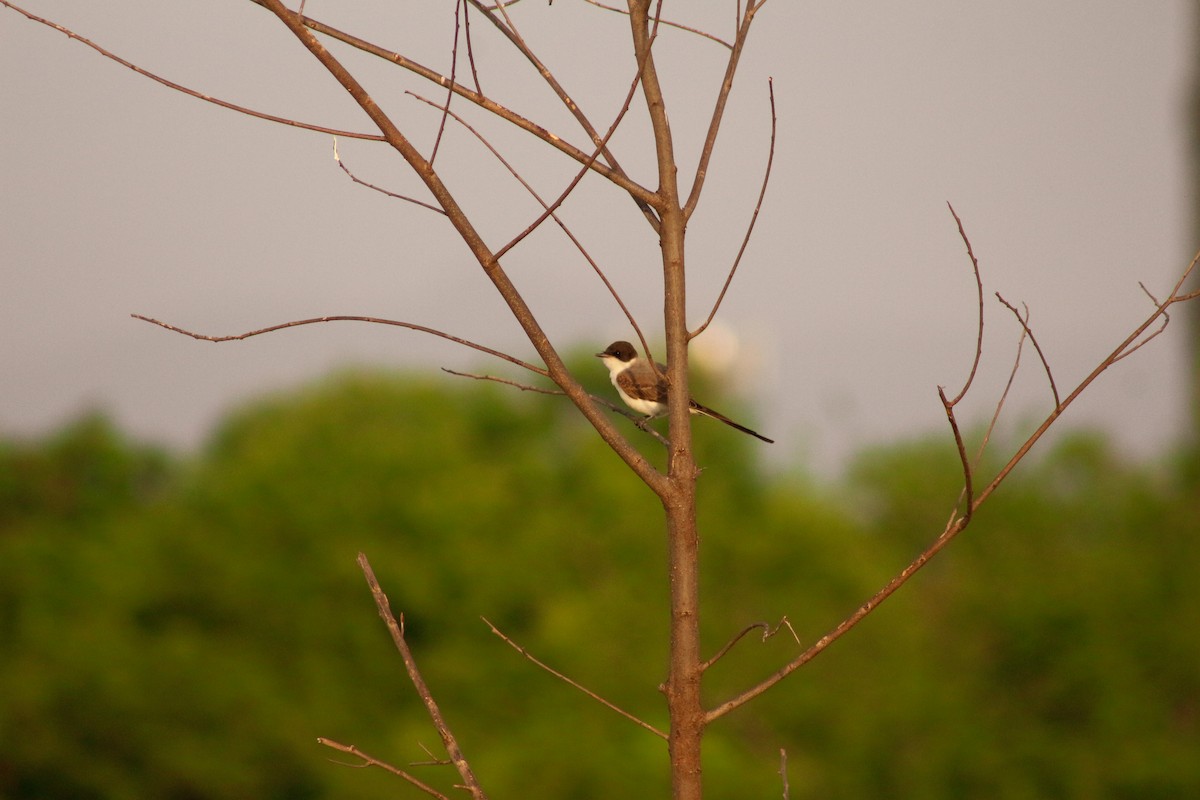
1,1,1194,475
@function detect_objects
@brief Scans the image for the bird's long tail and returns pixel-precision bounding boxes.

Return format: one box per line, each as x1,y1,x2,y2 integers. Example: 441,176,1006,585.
689,401,774,443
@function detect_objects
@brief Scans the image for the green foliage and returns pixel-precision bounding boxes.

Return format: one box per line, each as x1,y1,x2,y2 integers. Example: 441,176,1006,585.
1,370,1197,798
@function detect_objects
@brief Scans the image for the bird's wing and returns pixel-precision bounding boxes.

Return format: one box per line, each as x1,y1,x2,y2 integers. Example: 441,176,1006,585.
617,365,669,403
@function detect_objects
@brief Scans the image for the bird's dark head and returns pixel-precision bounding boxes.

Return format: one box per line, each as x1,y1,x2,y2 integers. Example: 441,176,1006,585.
596,341,638,363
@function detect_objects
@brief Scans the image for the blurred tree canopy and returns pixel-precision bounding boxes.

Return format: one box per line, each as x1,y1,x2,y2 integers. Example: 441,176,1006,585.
1,362,1197,799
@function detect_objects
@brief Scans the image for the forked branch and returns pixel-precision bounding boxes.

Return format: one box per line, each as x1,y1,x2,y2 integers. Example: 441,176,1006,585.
691,78,777,340
0,0,384,141
316,738,451,800
131,314,549,376
482,617,667,739
708,247,1200,721
357,553,488,800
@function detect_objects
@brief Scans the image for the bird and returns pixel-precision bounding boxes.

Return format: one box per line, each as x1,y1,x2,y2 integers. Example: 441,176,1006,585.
595,341,774,443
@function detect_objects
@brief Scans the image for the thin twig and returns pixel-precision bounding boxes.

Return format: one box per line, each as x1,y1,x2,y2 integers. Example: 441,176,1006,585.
0,0,385,141
316,739,451,800
443,369,671,446
945,203,985,405
579,0,734,49
441,368,564,395
691,78,777,339
465,0,661,230
708,249,1200,721
779,748,790,800
243,0,659,208
1112,282,1171,364
463,0,483,95
938,386,973,525
131,314,549,377
700,616,800,672
977,251,1200,504
492,38,652,261
996,293,1060,407
429,0,465,166
405,91,652,361
358,554,489,800
333,138,447,213
482,617,667,740
976,308,1028,467
682,0,765,219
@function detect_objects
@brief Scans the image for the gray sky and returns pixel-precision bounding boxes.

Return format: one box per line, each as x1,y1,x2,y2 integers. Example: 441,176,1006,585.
1,1,1194,475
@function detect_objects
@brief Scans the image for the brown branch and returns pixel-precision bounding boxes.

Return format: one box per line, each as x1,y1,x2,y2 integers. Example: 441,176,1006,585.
492,36,653,261
429,0,466,167
944,203,985,405
358,554,488,800
243,0,659,208
976,250,1200,507
1112,282,1171,364
183,0,669,495
580,0,734,48
463,0,484,95
332,139,447,213
0,0,385,141
779,748,790,800
691,78,777,339
682,0,764,220
131,314,548,377
441,368,563,395
443,369,671,446
405,91,653,364
316,739,452,800
482,617,668,740
977,308,1028,466
707,512,968,722
465,0,662,230
996,293,1060,407
709,248,1200,722
699,617,799,672
938,386,974,524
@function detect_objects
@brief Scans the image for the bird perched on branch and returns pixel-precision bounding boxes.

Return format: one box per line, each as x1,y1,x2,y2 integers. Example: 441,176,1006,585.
596,341,774,443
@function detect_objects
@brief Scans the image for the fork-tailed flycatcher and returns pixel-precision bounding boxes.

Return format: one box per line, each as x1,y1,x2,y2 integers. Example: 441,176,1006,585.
596,341,774,443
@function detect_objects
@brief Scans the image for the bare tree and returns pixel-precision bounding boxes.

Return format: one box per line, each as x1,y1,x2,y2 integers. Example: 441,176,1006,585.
4,2,1198,798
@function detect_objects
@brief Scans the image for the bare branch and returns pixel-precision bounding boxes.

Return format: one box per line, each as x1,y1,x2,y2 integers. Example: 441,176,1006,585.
779,748,790,800
938,385,974,525
706,512,968,722
405,92,653,363
682,0,764,219
465,0,662,230
700,617,799,672
996,293,1060,407
491,42,651,261
332,138,446,213
358,554,489,800
441,368,564,395
709,249,1200,721
131,313,548,376
243,0,659,208
691,78,777,339
944,203,985,405
443,369,671,446
317,738,452,800
0,1,385,141
977,309,1029,466
482,617,668,740
1111,282,1171,364
580,0,734,49
244,0,671,495
463,0,484,95
978,248,1200,503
